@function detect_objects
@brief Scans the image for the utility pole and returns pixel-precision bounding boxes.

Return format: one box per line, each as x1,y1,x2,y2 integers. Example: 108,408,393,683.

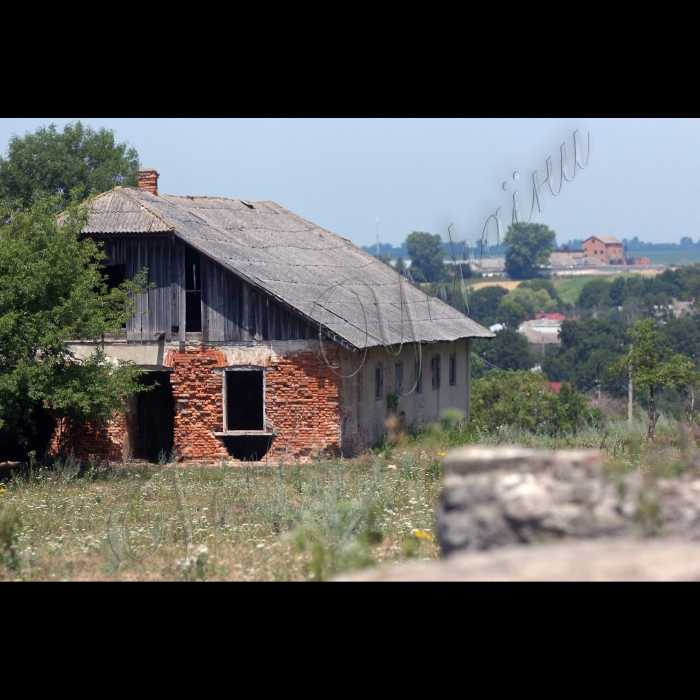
628,361,633,431
628,373,634,430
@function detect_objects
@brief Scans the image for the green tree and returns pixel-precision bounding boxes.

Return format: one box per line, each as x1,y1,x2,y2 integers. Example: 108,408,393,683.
578,278,612,309
0,196,149,450
501,286,558,319
0,122,140,208
464,285,509,326
612,319,699,439
543,318,628,395
496,298,527,327
472,327,533,372
406,231,447,282
504,223,556,280
471,370,592,434
519,278,570,314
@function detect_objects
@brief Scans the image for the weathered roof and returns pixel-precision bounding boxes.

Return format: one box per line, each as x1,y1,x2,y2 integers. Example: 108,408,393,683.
84,187,494,349
584,235,622,245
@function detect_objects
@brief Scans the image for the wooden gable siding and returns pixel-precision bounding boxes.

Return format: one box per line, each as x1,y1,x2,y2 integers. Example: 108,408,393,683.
201,257,313,343
104,237,313,343
104,236,183,343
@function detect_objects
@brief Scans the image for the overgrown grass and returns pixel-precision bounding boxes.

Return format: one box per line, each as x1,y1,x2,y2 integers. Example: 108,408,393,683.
3,412,700,581
0,449,442,581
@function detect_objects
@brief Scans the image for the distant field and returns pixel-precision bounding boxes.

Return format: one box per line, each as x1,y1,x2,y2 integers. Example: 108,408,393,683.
640,251,700,266
468,280,521,292
553,272,665,305
553,276,601,305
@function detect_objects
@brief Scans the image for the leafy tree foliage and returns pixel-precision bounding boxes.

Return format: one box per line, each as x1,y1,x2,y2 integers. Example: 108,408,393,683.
577,268,700,314
464,285,508,327
519,278,570,314
471,370,592,434
577,278,612,309
504,223,556,280
659,316,700,365
406,231,447,283
542,319,628,395
0,197,149,449
613,319,699,439
0,122,139,208
472,327,533,372
498,286,558,324
495,298,527,327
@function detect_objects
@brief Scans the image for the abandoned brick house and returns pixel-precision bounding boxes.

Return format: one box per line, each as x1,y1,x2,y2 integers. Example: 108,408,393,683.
52,168,493,463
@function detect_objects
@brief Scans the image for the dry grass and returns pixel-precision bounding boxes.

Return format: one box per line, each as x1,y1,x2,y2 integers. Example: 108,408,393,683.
469,280,521,292
4,412,699,581
0,449,443,582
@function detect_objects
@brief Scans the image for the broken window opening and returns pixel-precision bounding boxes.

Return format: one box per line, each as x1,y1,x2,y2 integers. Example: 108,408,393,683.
103,264,127,329
221,435,273,461
375,365,383,401
415,360,422,394
225,369,265,432
449,354,456,385
185,245,202,333
135,371,174,463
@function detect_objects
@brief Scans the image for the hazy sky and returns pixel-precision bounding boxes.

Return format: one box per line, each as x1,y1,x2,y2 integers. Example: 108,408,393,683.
0,118,696,248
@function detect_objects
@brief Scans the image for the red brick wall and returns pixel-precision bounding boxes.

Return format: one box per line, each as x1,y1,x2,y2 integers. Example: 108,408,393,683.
163,346,229,461
48,405,137,463
265,348,342,460
47,345,342,465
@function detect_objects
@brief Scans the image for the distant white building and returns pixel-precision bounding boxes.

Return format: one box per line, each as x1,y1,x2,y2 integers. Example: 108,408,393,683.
489,323,505,332
517,317,563,348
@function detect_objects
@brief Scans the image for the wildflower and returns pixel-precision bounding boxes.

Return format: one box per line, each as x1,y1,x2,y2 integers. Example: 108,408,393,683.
413,529,432,540
438,452,447,457
0,487,5,493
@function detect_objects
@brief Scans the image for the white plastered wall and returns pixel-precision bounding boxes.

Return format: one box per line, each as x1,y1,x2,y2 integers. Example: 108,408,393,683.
338,338,471,455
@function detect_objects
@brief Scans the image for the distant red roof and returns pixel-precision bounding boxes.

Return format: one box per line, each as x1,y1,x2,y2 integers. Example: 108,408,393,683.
548,382,571,393
536,313,566,321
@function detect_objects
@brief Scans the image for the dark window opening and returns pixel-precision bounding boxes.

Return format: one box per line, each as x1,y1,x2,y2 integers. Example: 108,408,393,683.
226,370,264,431
103,264,127,329
449,354,456,385
395,362,403,393
222,435,272,461
104,264,126,290
185,246,202,333
375,366,383,401
136,371,174,462
432,355,441,388
0,400,55,463
415,360,422,394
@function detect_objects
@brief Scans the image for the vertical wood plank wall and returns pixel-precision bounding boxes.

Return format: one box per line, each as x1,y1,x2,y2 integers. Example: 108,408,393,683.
105,237,313,343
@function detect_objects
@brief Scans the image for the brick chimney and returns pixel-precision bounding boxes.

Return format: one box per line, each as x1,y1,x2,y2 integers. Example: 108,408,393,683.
138,168,159,195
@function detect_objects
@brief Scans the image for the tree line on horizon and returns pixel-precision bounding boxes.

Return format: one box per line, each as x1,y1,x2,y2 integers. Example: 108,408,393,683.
365,233,700,264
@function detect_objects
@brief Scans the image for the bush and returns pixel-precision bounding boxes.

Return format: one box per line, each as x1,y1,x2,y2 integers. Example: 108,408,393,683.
471,370,595,434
